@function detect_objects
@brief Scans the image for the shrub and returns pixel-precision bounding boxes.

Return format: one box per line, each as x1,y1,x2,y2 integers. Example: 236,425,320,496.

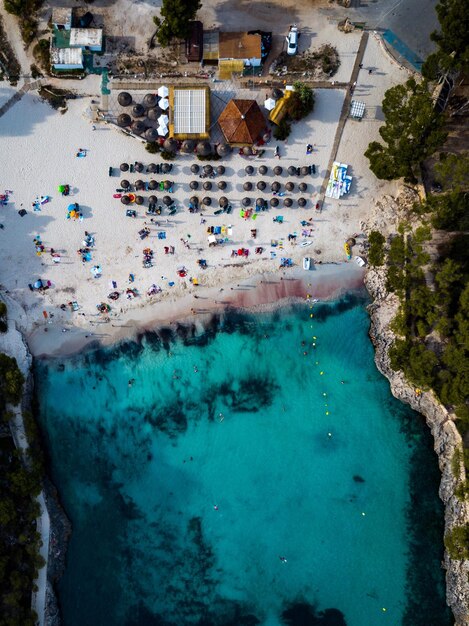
0,301,7,333
368,231,385,266
273,118,291,141
444,525,469,560
145,142,160,154
160,150,176,161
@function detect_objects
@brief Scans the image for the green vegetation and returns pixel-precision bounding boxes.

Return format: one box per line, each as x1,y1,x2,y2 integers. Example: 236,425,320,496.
153,0,201,47
287,82,315,121
4,0,43,44
0,302,7,333
368,231,385,266
434,152,469,193
364,78,447,182
273,118,291,141
38,85,72,110
159,149,176,161
145,142,160,154
32,39,50,74
414,191,469,235
0,355,44,624
444,524,469,560
422,0,469,79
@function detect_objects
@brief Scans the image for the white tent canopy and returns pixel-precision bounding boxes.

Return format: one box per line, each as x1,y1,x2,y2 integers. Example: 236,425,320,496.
158,114,169,126
159,98,169,111
264,97,276,111
158,85,169,98
157,125,168,136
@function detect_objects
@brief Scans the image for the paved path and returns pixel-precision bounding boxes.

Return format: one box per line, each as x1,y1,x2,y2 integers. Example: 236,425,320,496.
0,78,45,119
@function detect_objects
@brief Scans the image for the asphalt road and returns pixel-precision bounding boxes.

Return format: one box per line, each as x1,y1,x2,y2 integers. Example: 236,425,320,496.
346,0,440,61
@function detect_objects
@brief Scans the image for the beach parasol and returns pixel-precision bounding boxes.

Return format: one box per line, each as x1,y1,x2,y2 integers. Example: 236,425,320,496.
257,181,266,191
271,181,281,192
132,104,145,118
264,97,276,111
274,165,283,175
161,163,172,174
243,181,252,191
271,87,283,99
148,163,158,173
256,198,265,207
203,164,213,175
148,180,158,190
288,166,297,176
286,181,295,191
301,166,310,176
190,196,199,205
242,146,253,156
121,195,130,205
191,164,200,174
143,93,157,108
148,195,157,204
284,197,293,207
299,182,308,192
131,121,146,135
147,107,162,121
121,179,130,189
196,141,212,156
157,125,168,137
135,179,145,190
145,128,159,142
164,138,178,153
117,113,131,127
159,98,169,111
217,181,227,190
217,165,225,175
216,143,232,157
158,114,169,127
203,181,212,190
163,196,172,205
242,197,251,206
117,92,132,107
135,195,144,205
163,180,172,190
202,197,212,206
298,197,307,207
157,85,169,98
270,197,279,207
181,139,196,153
245,165,254,175
259,165,268,175
219,197,228,207
190,181,199,189
135,162,144,173
120,163,129,172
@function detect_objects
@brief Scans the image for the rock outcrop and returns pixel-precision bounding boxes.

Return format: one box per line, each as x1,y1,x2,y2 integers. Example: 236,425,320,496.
365,267,469,626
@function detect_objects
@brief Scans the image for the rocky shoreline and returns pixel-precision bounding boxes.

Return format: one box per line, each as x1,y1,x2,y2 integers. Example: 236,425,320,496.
365,267,469,626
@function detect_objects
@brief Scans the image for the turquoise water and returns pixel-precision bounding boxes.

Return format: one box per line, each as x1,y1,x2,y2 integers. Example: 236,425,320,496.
35,296,450,626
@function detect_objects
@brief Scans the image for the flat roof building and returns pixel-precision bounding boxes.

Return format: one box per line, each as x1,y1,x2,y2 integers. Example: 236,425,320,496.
51,47,83,70
52,7,72,30
169,86,210,139
218,32,262,63
69,28,103,51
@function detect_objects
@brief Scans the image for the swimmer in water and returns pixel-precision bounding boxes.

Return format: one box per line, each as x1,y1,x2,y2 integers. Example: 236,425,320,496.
194,366,198,373
214,505,219,511
279,556,287,563
128,378,135,387
219,413,224,422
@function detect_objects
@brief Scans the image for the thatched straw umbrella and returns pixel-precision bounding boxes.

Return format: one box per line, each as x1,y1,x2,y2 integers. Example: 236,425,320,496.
257,181,266,191
203,164,213,175
131,121,146,135
135,162,144,173
242,197,251,206
196,141,212,156
301,166,310,176
270,197,279,207
203,181,212,190
202,197,212,206
145,128,159,142
190,196,199,205
271,87,283,99
135,195,144,205
245,165,254,175
147,107,162,121
271,181,281,192
164,138,178,153
219,197,228,207
191,164,200,174
217,180,227,190
286,181,295,191
135,180,145,190
256,197,265,207
132,104,145,118
259,165,268,175
299,182,308,192
148,163,158,173
148,195,157,204
121,179,130,189
163,180,172,190
298,197,307,207
121,195,130,205
216,143,232,157
143,93,157,108
181,139,196,154
243,146,253,156
117,113,131,127
117,92,132,107
288,166,297,176
284,197,293,207
163,196,172,205
161,163,172,174
243,181,252,191
148,180,158,190
190,181,199,190
273,165,283,175
120,163,129,172
217,165,225,175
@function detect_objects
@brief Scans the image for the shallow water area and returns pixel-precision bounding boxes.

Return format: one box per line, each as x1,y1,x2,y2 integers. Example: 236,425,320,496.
35,296,449,626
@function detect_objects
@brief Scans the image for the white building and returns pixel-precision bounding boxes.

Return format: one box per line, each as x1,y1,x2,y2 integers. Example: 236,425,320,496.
52,7,72,30
69,28,103,52
51,47,83,70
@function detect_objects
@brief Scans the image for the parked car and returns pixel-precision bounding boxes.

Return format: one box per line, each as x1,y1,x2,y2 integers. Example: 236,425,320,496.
286,25,299,56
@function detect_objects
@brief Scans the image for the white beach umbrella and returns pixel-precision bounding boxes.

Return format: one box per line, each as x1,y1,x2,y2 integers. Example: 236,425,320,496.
264,97,276,111
159,98,169,110
157,125,168,136
158,85,169,98
158,114,169,126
